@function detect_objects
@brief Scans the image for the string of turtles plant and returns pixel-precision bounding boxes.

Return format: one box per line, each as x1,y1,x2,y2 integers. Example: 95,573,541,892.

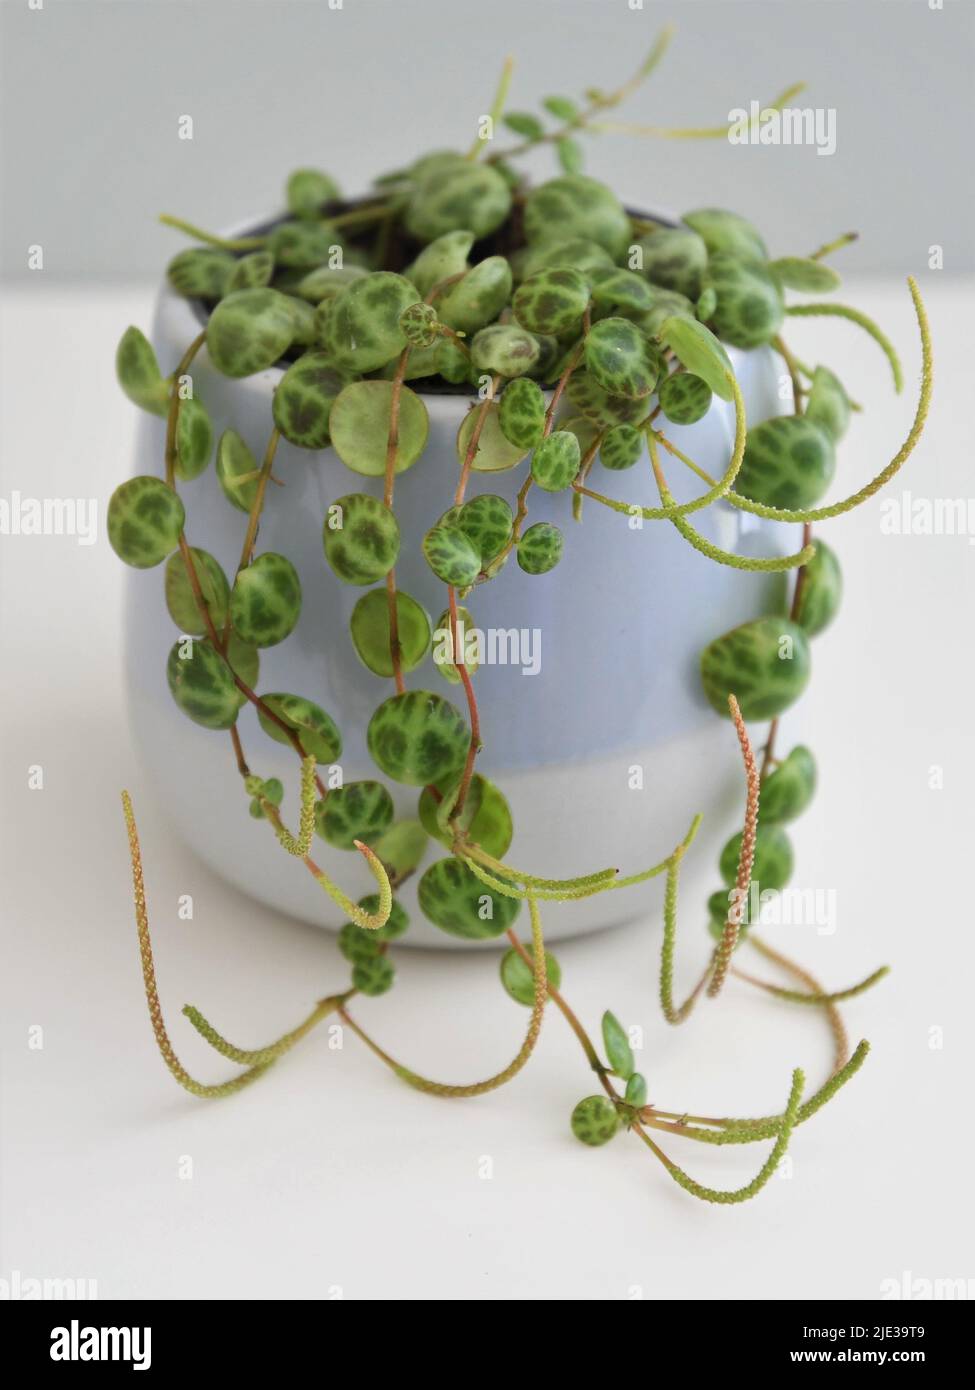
111,26,932,1204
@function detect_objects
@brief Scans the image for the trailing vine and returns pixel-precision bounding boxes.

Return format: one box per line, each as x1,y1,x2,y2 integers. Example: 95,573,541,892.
111,28,932,1204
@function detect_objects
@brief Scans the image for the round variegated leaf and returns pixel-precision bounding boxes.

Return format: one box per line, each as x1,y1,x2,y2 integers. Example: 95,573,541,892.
116,326,168,415
324,272,421,372
174,395,213,480
500,942,561,1005
720,823,794,891
804,365,851,443
367,690,468,786
524,176,630,259
439,256,513,334
108,476,185,569
315,780,394,850
600,423,644,471
256,693,342,763
513,267,589,336
705,252,784,350
328,380,429,476
229,552,302,648
215,429,260,512
682,208,768,261
700,617,811,721
164,547,229,634
166,637,239,729
405,163,511,242
457,493,513,565
498,378,546,450
759,746,817,824
657,371,713,424
521,236,615,282
431,605,478,685
584,318,661,399
422,525,481,586
656,316,734,401
632,227,708,299
418,856,521,940
167,248,235,299
403,230,474,297
205,288,295,377
323,493,400,585
794,539,842,636
272,352,350,449
456,401,528,473
226,250,275,292
570,1095,619,1146
471,324,541,378
735,415,835,510
350,588,431,676
517,521,563,574
531,430,580,492
285,168,340,219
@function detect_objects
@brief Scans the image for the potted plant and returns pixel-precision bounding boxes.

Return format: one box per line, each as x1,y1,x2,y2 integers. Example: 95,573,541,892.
111,26,931,1203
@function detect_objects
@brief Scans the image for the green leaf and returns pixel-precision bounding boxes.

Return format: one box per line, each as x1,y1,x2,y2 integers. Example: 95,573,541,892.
205,289,295,377
107,476,184,569
656,315,734,401
164,547,229,635
322,493,400,585
700,617,811,721
351,957,395,997
624,1073,648,1109
431,604,479,684
315,781,393,850
272,353,351,450
584,317,661,399
804,365,851,444
769,257,841,293
457,493,513,565
226,250,275,292
418,772,512,858
115,326,168,415
601,1010,634,1079
735,416,835,510
500,942,561,1005
503,112,545,139
350,588,431,676
369,819,429,878
329,380,429,477
174,395,213,480
760,746,817,824
556,136,583,174
570,1095,619,1146
543,96,580,122
793,539,842,636
531,430,581,492
720,824,794,892
456,401,529,473
215,429,260,513
324,271,421,372
657,371,712,425
471,324,541,378
498,377,546,450
285,168,340,219
405,163,511,242
418,856,521,940
517,522,563,575
422,524,482,586
229,552,301,648
166,638,238,729
367,691,468,785
256,693,342,763
513,267,589,336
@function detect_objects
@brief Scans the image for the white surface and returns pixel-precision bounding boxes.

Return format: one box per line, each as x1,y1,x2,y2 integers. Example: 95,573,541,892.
1,278,973,1300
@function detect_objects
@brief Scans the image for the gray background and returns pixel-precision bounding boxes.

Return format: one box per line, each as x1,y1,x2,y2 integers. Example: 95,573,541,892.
1,0,972,282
